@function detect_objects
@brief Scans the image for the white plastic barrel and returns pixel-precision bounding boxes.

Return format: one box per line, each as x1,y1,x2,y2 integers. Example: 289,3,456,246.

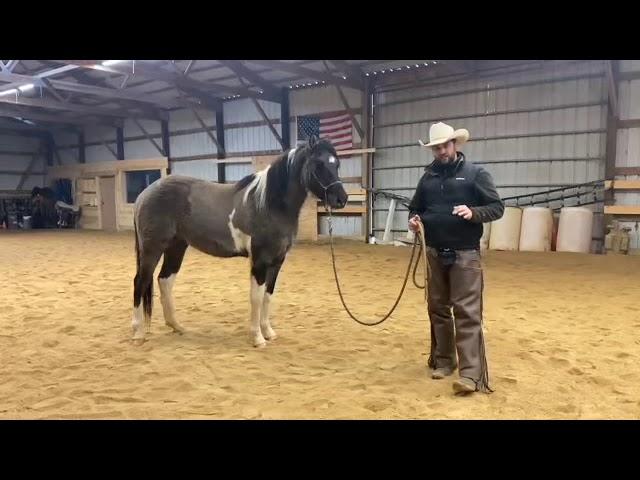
556,207,594,253
489,207,522,251
519,207,553,252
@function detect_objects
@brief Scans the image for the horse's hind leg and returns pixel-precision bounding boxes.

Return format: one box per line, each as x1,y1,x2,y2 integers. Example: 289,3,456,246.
132,249,162,343
158,238,188,334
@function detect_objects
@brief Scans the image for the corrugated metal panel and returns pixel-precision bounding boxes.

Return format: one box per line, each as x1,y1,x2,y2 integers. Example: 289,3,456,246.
618,79,640,120
86,145,117,163
318,215,362,236
0,135,41,151
169,108,216,132
124,118,162,135
0,155,41,170
616,127,640,168
52,131,79,146
85,125,115,143
170,159,219,181
0,174,43,190
619,60,640,73
617,192,640,206
223,98,280,123
291,86,362,116
170,131,218,158
225,125,281,153
123,139,163,159
372,61,608,240
226,163,253,182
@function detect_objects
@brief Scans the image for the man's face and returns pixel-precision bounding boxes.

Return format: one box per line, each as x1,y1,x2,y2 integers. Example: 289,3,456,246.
431,140,457,163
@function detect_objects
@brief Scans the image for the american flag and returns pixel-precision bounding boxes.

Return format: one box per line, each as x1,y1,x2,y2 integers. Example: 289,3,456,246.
296,112,353,150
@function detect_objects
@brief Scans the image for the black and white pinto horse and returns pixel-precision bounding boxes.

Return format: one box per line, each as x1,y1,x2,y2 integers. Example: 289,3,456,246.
132,137,348,346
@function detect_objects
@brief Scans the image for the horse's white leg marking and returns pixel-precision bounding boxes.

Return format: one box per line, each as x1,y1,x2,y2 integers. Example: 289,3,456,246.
158,274,185,333
250,276,267,348
260,292,277,341
132,303,146,341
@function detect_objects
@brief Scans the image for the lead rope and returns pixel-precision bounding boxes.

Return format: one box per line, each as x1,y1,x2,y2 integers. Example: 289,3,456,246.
323,191,428,326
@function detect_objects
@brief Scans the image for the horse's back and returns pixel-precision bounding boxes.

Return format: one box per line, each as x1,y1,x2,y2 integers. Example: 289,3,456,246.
134,175,243,257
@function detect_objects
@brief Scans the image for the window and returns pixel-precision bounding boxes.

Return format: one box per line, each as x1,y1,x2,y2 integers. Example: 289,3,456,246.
126,169,161,204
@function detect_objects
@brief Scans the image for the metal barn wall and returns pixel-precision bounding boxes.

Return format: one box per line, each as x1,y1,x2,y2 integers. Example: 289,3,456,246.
0,134,45,191
371,60,608,241
615,60,640,250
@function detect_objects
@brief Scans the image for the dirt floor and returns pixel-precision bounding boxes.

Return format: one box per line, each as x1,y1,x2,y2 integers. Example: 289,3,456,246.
1,230,639,419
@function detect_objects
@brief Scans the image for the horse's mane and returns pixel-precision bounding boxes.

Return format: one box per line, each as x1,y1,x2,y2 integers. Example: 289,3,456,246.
234,139,336,211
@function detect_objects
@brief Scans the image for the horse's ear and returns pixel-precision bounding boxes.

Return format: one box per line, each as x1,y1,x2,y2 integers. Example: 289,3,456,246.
308,135,318,150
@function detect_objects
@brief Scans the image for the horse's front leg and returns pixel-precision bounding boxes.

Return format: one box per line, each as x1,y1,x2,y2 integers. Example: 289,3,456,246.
261,259,284,342
250,261,268,348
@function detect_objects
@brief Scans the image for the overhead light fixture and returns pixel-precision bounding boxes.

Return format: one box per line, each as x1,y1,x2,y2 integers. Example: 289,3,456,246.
0,83,34,97
365,73,370,76
102,60,126,66
0,88,18,97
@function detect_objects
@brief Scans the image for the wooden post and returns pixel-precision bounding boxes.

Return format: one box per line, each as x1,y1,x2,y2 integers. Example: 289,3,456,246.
161,120,171,173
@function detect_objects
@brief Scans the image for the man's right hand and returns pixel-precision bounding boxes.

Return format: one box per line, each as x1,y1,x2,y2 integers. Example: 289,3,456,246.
408,214,421,232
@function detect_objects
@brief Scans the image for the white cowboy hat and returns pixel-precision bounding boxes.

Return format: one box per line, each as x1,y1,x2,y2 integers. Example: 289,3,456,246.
418,122,470,148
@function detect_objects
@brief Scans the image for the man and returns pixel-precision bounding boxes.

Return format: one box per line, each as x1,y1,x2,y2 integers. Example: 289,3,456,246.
408,122,504,395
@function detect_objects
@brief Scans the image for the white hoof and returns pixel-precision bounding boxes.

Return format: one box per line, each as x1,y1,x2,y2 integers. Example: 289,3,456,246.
263,328,277,341
166,322,186,334
131,337,146,346
253,336,267,348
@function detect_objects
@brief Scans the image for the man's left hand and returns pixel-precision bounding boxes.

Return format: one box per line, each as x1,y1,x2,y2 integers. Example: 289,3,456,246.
452,205,473,220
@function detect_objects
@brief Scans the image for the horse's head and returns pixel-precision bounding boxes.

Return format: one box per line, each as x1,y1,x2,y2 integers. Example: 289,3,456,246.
304,136,348,210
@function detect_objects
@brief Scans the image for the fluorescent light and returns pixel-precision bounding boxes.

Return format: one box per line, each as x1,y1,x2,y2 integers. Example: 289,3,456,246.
102,60,126,66
0,83,33,96
0,88,18,97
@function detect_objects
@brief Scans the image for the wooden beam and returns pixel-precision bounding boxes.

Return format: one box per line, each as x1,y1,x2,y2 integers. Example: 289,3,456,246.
335,148,376,156
317,205,366,214
605,180,640,190
248,60,364,91
604,205,640,215
322,61,365,140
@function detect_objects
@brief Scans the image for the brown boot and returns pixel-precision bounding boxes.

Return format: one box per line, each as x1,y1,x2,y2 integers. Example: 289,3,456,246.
453,377,477,394
431,366,455,379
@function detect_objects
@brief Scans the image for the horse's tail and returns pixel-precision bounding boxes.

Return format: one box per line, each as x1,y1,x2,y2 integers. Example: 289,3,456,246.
133,218,153,321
